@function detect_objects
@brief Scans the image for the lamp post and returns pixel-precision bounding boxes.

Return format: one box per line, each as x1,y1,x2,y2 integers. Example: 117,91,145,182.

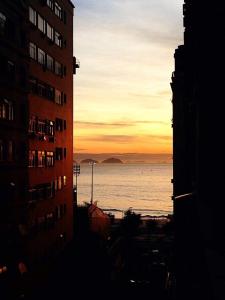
89,161,96,205
73,164,80,207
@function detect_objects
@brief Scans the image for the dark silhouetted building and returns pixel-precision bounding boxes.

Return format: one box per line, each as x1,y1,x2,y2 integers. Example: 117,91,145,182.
0,0,78,272
172,1,225,299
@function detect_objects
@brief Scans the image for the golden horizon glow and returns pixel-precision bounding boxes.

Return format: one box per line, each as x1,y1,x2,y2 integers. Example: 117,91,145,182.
73,0,183,154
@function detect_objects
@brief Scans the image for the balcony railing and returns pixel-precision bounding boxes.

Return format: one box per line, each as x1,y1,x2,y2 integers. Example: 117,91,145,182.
73,56,80,74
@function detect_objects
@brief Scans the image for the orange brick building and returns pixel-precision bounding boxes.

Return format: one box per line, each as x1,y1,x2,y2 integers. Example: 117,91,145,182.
0,0,78,268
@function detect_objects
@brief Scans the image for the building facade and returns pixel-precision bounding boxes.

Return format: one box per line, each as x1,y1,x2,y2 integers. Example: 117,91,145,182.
0,0,29,274
172,1,225,299
0,0,77,272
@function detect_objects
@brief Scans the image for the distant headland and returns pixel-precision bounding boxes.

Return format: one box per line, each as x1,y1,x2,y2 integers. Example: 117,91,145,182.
80,159,99,164
80,157,123,164
74,153,172,164
102,158,123,164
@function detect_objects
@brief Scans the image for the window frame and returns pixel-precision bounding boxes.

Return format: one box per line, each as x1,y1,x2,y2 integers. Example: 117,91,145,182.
7,60,15,80
29,116,37,133
37,14,46,34
47,0,54,10
55,89,62,105
46,151,54,167
55,30,62,47
55,2,62,19
57,176,62,190
0,99,14,121
37,119,46,135
29,150,36,167
46,120,54,136
55,118,63,131
0,139,4,161
55,61,62,76
37,150,46,167
46,54,54,71
29,7,36,26
37,48,46,66
29,42,37,60
46,22,54,41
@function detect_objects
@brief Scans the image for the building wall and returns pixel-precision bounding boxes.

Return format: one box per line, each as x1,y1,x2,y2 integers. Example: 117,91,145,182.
0,0,29,265
172,1,225,299
0,0,75,268
26,0,74,264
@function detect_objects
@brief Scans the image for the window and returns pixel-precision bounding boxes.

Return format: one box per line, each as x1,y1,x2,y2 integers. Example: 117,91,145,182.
29,77,37,93
28,188,38,202
63,94,67,104
29,150,36,167
63,176,67,186
55,147,63,160
0,100,6,119
29,42,37,60
46,151,54,167
55,205,60,219
0,99,14,120
0,12,6,35
45,211,54,228
37,82,46,97
47,0,54,10
55,2,62,19
29,116,36,133
8,141,14,161
46,54,54,71
57,176,62,190
46,120,54,136
29,7,36,25
46,86,54,100
8,100,14,120
7,61,15,80
55,61,62,76
63,66,67,76
54,178,58,191
55,118,63,131
63,120,66,130
63,11,67,24
64,148,66,158
37,120,46,135
55,31,62,47
46,23,54,40
0,140,4,161
37,151,45,167
0,140,14,161
38,48,45,65
30,77,55,101
38,14,45,34
55,89,62,105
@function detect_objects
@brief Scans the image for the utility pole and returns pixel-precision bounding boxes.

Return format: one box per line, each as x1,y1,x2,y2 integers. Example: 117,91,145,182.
89,161,96,205
73,164,80,207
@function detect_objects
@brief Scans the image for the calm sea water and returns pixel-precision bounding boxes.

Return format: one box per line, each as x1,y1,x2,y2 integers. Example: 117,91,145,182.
74,163,173,218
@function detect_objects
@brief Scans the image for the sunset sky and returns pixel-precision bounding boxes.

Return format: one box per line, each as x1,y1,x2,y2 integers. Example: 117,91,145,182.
72,0,183,154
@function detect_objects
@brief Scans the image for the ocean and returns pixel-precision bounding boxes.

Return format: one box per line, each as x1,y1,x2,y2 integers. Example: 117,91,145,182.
74,163,173,218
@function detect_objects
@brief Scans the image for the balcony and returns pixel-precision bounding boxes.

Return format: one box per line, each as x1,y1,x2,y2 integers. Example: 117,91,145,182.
73,56,80,74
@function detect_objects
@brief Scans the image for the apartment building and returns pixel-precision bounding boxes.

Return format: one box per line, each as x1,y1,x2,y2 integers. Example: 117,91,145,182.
0,0,78,269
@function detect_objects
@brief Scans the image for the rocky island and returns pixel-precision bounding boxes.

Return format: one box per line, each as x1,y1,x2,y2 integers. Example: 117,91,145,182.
81,159,99,164
101,157,123,164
